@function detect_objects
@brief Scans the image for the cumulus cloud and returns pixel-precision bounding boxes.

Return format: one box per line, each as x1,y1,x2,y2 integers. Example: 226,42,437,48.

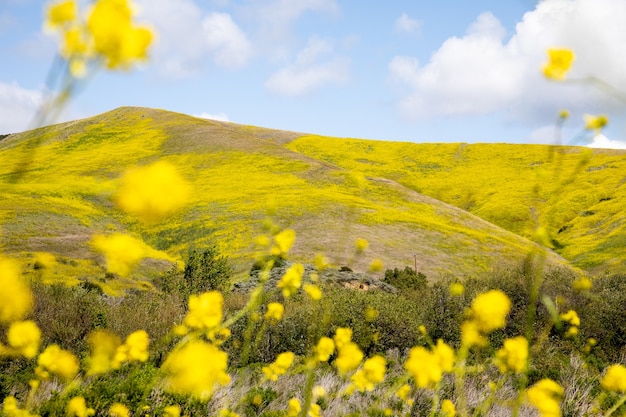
194,112,230,122
388,0,626,126
265,36,349,96
587,133,626,149
394,12,421,34
0,82,43,134
202,12,252,69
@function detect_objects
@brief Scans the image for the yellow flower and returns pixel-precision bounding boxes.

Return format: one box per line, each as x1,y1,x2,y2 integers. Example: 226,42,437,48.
405,346,442,388
46,0,77,29
583,114,609,131
449,283,464,296
3,396,39,417
494,336,528,374
441,399,456,417
162,340,230,400
34,252,57,269
91,233,148,277
109,403,130,417
272,229,296,256
0,257,33,324
312,385,326,398
369,258,383,272
396,384,411,400
265,302,284,322
86,330,122,375
335,341,363,376
116,161,190,222
287,398,301,417
277,263,304,297
601,364,626,393
262,351,295,381
573,276,592,291
113,329,150,366
559,310,580,327
333,327,352,350
183,291,223,332
304,284,322,301
308,403,321,417
365,307,379,322
218,409,240,417
163,405,181,417
461,320,487,348
542,48,575,81
7,320,41,359
67,397,95,417
314,254,329,270
470,290,511,333
433,339,455,372
559,109,570,119
527,379,563,417
315,336,335,362
36,344,79,380
355,238,369,252
350,355,386,392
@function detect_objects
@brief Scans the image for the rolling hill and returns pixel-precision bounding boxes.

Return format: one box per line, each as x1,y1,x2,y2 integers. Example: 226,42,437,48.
1,106,622,293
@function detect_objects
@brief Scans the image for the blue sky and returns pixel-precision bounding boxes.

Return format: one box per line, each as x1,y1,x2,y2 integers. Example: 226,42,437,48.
2,0,626,148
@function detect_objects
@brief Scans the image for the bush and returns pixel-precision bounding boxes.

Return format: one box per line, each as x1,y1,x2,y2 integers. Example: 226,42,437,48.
383,267,427,291
183,246,232,294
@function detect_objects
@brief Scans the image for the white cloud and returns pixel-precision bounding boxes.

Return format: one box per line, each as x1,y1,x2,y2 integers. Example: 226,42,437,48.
194,112,230,122
394,12,421,34
0,82,43,134
587,133,626,149
202,12,252,69
265,36,349,96
388,0,626,126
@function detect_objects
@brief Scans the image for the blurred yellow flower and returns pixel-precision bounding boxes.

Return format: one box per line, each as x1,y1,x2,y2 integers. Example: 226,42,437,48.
184,291,223,331
461,320,487,347
277,263,304,297
583,114,609,131
395,384,411,401
314,253,329,270
334,327,352,350
0,257,33,324
3,396,38,417
449,282,464,296
263,351,295,381
113,329,149,366
36,344,79,380
162,340,230,400
163,405,181,417
441,399,456,417
109,403,130,417
67,397,95,417
312,385,326,398
265,302,284,322
315,336,335,362
470,290,511,333
494,336,528,374
573,276,592,291
601,364,626,393
304,284,322,301
559,310,580,327
559,109,570,119
405,346,442,388
287,398,301,417
335,341,363,376
369,258,383,272
7,320,41,359
116,161,190,223
308,403,321,417
272,229,296,256
355,238,369,253
86,330,121,375
433,339,455,372
91,233,148,277
527,379,563,417
46,0,77,30
542,48,575,81
365,306,379,322
350,355,386,392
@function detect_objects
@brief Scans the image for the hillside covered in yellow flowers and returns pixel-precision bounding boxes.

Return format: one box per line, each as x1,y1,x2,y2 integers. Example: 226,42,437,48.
1,106,624,292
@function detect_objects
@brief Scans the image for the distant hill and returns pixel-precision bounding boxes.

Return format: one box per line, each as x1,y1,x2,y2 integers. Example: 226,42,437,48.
2,107,615,293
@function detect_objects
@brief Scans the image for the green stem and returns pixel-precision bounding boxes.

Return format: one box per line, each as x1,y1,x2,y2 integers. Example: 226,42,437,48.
454,345,469,417
604,394,626,417
428,382,441,417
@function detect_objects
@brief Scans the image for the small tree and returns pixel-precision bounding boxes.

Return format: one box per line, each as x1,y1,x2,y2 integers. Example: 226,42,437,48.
183,246,232,294
383,266,427,291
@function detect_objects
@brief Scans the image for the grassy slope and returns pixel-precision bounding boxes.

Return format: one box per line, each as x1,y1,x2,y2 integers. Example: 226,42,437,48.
0,107,581,292
287,136,626,274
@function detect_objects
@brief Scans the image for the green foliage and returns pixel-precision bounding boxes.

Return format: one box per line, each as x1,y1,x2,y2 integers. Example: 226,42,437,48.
183,246,232,294
243,387,278,417
383,266,427,291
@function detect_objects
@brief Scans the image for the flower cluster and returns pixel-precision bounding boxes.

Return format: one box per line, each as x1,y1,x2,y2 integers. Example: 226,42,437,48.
404,339,455,388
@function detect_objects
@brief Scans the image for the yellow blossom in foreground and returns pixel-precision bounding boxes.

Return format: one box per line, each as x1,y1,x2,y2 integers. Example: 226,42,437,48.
449,283,464,296
287,398,301,417
369,258,383,272
314,254,329,270
113,330,149,366
335,341,363,376
315,336,335,362
162,340,230,400
527,379,563,417
272,229,296,256
355,238,369,252
396,383,412,400
573,276,592,291
559,310,580,327
304,284,322,301
3,396,38,417
116,161,190,222
277,263,304,297
601,364,626,393
34,252,57,269
86,330,121,375
45,0,77,29
67,397,95,417
583,114,609,131
184,291,224,330
36,344,79,380
494,336,528,374
109,403,129,417
433,339,455,371
263,351,295,381
441,399,456,417
542,48,575,81
404,344,451,388
559,109,570,119
308,403,321,417
0,257,33,324
312,385,326,398
461,320,487,348
7,320,41,359
470,290,511,333
163,405,181,417
265,302,284,322
91,233,148,277
350,355,386,392
334,327,352,350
